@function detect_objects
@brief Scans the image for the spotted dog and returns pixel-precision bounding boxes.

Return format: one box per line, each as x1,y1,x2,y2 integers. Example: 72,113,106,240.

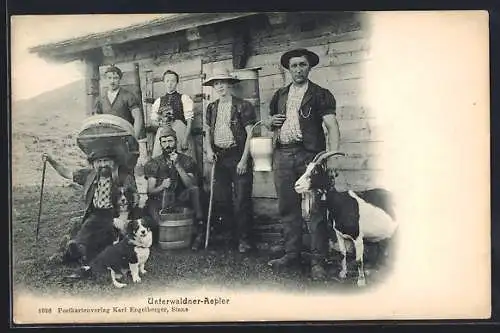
67,218,152,288
112,186,141,245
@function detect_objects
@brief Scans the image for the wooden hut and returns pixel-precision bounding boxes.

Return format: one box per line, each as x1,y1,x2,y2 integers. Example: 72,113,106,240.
30,12,381,244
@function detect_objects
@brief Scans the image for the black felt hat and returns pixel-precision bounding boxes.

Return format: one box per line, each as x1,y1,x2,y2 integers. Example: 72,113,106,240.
87,147,127,166
280,48,320,70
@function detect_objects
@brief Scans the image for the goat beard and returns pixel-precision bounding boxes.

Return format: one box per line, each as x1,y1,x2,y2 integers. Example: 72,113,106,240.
294,180,311,194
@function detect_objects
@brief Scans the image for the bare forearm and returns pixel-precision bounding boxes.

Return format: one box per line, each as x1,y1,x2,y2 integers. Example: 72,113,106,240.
205,131,214,155
324,115,340,151
328,125,340,151
175,165,194,188
147,182,166,195
132,108,145,139
240,125,253,162
134,119,144,139
46,156,73,180
185,119,193,138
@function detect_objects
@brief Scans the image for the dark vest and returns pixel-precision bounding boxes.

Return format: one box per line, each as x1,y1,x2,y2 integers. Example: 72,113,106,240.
206,96,253,154
82,168,130,221
270,81,337,153
159,91,186,125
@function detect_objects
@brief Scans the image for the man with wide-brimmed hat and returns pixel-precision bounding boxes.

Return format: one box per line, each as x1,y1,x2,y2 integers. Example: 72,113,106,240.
263,48,340,280
44,146,139,264
143,125,204,247
202,68,257,253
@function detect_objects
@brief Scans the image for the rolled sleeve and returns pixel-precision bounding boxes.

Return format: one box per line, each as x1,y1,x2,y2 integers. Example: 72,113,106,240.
240,100,257,127
127,91,141,111
318,89,336,117
150,98,161,122
125,173,138,192
205,102,214,128
182,156,196,176
73,168,93,186
181,94,194,120
93,98,102,115
143,160,159,180
269,90,279,117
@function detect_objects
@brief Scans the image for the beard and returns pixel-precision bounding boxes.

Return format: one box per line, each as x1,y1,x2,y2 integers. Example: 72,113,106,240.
162,146,175,156
97,165,112,177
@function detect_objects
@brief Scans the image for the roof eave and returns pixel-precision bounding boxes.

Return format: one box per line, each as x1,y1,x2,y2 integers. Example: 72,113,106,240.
29,12,260,63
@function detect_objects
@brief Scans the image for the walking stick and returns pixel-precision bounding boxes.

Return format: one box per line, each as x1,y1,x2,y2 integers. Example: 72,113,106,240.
36,157,47,243
204,158,217,249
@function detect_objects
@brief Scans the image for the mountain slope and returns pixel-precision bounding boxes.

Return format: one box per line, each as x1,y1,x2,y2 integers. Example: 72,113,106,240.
11,80,90,187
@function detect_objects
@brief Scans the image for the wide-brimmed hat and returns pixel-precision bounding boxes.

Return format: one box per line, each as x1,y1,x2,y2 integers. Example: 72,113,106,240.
88,147,123,163
202,68,241,87
280,48,320,70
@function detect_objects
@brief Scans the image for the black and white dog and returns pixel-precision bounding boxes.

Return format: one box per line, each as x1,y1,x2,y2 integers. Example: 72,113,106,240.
112,186,141,244
295,151,398,287
67,218,153,288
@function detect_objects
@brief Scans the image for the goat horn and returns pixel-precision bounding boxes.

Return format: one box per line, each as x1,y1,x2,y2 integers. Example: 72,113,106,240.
311,150,327,163
316,151,346,165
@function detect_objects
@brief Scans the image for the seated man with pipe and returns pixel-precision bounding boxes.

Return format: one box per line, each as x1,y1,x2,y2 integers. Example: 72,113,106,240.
143,126,204,247
44,147,139,264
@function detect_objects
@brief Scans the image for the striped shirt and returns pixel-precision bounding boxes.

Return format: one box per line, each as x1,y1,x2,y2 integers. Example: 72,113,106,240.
279,82,309,144
213,99,236,149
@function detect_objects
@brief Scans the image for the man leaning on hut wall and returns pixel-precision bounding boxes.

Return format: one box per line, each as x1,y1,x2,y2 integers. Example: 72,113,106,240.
93,65,148,171
263,48,340,281
149,69,196,160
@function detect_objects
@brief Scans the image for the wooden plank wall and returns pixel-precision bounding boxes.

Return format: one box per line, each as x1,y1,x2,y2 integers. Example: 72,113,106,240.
93,13,382,224
241,13,381,199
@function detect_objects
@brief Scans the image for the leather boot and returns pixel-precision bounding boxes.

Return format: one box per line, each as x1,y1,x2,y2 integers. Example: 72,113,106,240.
238,239,252,253
311,263,327,281
267,254,300,268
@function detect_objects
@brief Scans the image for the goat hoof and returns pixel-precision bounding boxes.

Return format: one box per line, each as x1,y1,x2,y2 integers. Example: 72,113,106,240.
357,279,366,287
339,270,347,279
114,282,127,288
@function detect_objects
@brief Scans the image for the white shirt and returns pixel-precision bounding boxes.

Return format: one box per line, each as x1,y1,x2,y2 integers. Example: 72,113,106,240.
213,98,236,149
279,81,309,144
150,92,194,123
107,88,120,105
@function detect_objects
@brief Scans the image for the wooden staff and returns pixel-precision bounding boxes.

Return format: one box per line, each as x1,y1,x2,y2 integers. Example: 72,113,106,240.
204,159,217,249
36,157,47,242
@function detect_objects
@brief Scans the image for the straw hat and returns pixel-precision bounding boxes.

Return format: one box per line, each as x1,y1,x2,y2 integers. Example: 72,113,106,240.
280,48,320,70
202,68,241,86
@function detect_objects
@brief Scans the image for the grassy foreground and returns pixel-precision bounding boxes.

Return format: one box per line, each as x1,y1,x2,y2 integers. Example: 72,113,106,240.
12,185,394,298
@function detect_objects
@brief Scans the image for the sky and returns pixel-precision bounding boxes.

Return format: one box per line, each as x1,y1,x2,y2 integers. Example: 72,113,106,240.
10,14,173,101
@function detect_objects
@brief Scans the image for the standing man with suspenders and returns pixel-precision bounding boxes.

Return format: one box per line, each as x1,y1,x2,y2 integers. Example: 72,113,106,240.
264,49,340,280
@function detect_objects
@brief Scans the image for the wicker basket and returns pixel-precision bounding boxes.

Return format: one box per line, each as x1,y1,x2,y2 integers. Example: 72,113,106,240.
77,114,138,166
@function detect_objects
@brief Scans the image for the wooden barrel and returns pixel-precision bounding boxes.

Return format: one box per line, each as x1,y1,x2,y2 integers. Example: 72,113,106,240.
158,208,194,250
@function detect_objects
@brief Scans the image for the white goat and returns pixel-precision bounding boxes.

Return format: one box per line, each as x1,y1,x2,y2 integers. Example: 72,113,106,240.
295,151,398,287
